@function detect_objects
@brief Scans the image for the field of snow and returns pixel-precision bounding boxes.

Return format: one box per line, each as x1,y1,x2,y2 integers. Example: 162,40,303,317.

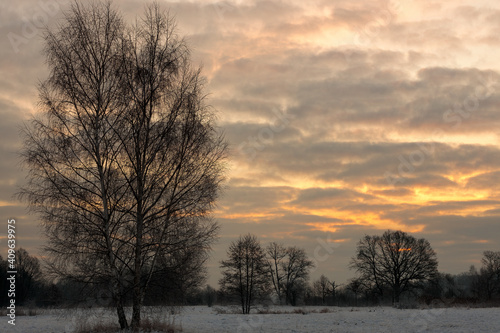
4,305,500,333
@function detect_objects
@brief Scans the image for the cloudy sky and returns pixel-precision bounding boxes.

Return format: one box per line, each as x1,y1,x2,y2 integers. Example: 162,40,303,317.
1,0,500,287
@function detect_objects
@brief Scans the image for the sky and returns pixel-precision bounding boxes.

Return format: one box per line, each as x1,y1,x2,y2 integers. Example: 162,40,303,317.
1,0,500,288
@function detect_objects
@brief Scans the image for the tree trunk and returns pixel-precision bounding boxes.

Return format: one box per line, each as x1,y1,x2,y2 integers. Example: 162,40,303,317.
110,274,128,330
116,298,128,330
131,251,143,329
131,290,141,330
394,285,400,304
98,154,128,330
131,210,144,330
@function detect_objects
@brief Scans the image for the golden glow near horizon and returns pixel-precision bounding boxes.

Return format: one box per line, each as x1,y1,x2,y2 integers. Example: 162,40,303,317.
2,0,500,285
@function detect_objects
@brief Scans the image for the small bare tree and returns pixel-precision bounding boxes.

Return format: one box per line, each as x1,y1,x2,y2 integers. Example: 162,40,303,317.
20,1,225,330
312,275,332,305
478,250,500,300
219,234,270,314
350,230,438,304
15,248,42,305
346,278,364,306
266,242,287,304
283,246,315,305
266,243,314,305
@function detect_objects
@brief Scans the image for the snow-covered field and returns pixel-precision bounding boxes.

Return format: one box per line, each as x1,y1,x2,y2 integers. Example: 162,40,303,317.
5,305,500,333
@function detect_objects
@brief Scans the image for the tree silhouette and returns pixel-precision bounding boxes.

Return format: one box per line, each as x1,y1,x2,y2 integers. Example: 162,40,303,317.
19,1,226,329
266,242,314,305
478,250,500,300
219,234,270,314
350,230,438,304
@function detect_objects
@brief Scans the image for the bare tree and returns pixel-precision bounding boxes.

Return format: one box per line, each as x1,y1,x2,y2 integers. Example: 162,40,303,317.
350,230,438,304
478,251,500,300
312,275,332,305
266,242,287,304
346,278,364,306
20,1,225,330
219,234,270,314
350,234,385,297
283,246,315,305
145,218,217,305
20,2,131,326
203,285,217,307
266,243,314,305
116,5,225,326
14,248,42,305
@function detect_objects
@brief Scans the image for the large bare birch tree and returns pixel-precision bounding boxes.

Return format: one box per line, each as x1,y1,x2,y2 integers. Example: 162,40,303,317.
20,1,226,330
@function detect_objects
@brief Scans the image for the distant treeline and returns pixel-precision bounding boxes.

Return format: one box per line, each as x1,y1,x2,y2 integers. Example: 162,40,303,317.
1,244,499,308
0,247,206,308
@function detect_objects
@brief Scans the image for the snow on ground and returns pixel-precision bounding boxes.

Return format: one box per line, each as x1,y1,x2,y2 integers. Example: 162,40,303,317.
4,305,500,333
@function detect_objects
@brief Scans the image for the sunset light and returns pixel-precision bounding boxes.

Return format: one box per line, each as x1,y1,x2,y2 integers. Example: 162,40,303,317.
1,0,500,311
